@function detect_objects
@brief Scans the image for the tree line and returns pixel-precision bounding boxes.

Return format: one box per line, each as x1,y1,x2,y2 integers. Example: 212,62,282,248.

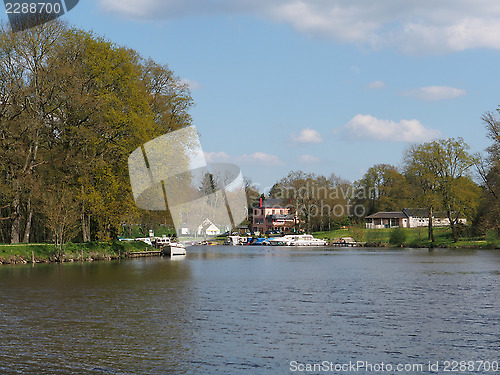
1,21,499,246
264,124,500,242
0,21,193,247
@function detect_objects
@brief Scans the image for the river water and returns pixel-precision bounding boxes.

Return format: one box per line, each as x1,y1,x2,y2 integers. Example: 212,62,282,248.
0,246,499,374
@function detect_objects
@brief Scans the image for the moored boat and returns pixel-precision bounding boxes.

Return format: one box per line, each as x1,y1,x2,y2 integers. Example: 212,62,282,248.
268,234,327,246
165,242,187,256
248,237,270,246
159,237,187,256
225,235,247,245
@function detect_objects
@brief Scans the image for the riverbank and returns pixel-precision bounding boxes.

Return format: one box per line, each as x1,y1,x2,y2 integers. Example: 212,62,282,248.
0,241,155,265
314,227,500,249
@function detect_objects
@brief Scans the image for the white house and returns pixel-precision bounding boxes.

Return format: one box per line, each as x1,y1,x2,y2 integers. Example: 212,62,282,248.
366,208,466,229
197,219,221,237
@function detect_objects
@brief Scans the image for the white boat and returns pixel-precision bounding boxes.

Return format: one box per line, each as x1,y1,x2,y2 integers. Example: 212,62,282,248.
154,236,172,247
155,236,186,256
164,241,186,256
225,235,247,245
268,234,327,246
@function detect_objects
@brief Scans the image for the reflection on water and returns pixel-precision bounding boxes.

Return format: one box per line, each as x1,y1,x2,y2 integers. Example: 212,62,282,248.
0,247,499,374
0,259,194,374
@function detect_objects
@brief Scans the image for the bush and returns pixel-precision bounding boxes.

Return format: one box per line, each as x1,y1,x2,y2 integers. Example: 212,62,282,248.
389,228,407,247
486,229,499,247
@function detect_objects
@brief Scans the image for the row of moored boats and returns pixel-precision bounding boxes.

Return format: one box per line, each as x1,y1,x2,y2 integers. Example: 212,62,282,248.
226,234,328,246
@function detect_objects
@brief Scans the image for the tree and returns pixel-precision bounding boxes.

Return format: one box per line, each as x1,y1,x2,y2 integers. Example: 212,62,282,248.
244,177,260,226
404,146,440,242
354,164,412,215
0,20,67,243
0,21,194,244
40,185,79,258
476,111,500,230
269,171,353,232
405,138,479,242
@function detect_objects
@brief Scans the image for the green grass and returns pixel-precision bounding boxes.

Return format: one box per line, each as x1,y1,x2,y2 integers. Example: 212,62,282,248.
0,240,154,264
313,226,495,249
119,225,176,239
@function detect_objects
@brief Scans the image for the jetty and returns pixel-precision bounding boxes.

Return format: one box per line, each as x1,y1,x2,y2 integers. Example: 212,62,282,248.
329,237,362,247
126,250,162,258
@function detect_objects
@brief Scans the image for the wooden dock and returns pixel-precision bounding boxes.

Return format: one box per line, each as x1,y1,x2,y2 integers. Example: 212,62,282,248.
329,242,361,247
126,250,162,258
328,237,363,247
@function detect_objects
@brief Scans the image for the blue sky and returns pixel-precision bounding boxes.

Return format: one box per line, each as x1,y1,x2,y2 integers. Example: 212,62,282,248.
3,0,500,192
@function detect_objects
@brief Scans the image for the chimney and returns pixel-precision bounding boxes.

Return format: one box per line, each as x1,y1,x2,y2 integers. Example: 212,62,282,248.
259,198,262,208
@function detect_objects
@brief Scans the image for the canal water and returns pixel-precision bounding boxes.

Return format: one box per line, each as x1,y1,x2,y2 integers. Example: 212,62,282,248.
0,246,499,374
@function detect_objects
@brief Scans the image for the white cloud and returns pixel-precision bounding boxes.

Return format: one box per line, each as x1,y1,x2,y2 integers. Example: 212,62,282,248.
100,0,161,19
98,0,500,53
402,86,466,101
349,65,361,74
179,78,203,91
366,81,386,90
340,114,441,142
204,151,232,163
240,152,284,166
205,151,284,166
299,154,320,163
290,128,323,144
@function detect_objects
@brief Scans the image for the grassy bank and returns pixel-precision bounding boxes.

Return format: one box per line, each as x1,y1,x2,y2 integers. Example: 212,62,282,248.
313,227,499,249
120,225,176,239
0,241,154,265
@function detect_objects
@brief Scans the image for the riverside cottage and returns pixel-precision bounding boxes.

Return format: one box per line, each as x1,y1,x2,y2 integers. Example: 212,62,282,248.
365,208,467,229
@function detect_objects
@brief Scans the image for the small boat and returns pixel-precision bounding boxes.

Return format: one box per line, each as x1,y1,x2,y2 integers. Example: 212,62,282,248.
248,237,270,246
225,235,247,245
165,242,186,256
268,234,327,246
159,238,186,256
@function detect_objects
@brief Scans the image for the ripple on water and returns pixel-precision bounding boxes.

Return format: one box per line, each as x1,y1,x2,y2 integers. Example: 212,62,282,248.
0,247,499,374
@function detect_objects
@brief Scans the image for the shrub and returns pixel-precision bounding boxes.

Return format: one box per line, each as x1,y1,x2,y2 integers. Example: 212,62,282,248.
389,228,407,247
486,229,499,248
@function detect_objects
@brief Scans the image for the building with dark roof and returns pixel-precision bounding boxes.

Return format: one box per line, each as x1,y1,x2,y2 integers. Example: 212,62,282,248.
366,209,466,229
365,211,409,229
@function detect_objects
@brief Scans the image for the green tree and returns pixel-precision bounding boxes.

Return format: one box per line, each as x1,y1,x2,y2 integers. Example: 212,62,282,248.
476,111,500,230
0,21,68,243
269,171,352,232
404,146,440,242
405,138,479,242
0,21,194,244
354,164,412,215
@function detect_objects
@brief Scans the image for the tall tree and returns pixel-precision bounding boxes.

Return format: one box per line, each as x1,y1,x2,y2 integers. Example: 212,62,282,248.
0,20,67,243
354,164,412,215
405,138,479,242
269,171,353,232
476,111,500,230
0,21,194,244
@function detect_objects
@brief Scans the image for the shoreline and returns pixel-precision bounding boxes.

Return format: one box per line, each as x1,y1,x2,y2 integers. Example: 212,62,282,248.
2,242,499,266
0,241,156,265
